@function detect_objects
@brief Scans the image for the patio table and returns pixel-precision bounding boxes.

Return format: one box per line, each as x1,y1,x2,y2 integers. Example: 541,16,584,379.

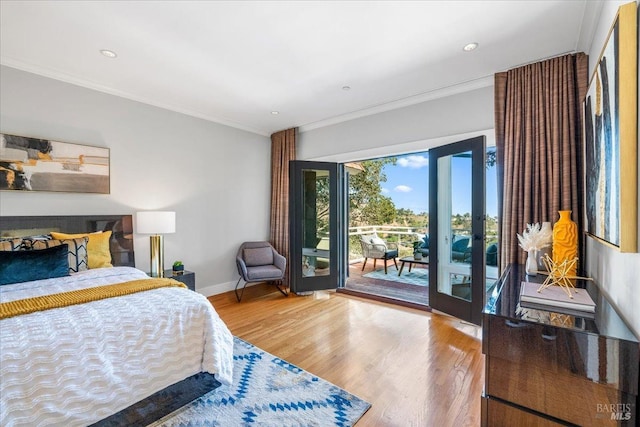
398,256,429,276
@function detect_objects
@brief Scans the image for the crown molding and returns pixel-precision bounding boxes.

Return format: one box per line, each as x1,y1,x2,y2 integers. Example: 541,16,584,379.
298,75,494,133
0,57,271,137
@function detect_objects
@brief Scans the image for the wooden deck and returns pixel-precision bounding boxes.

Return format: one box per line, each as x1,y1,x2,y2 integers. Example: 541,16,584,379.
343,260,499,309
343,260,430,308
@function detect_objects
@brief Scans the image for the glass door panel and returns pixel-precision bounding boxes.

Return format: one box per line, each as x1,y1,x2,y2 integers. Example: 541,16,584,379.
436,152,473,302
301,169,331,277
429,136,485,325
290,161,343,293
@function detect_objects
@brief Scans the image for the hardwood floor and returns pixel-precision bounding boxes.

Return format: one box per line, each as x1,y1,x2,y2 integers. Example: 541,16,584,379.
208,284,484,427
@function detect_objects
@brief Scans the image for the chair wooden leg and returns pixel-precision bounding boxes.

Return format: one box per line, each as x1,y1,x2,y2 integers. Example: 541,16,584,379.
384,260,388,274
362,258,368,271
373,259,377,269
393,258,398,270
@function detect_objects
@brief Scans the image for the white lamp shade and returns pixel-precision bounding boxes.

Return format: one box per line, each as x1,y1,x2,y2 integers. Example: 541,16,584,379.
136,211,176,234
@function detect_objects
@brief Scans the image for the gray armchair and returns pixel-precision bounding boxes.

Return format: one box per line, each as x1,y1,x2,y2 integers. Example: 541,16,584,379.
359,234,398,274
235,241,287,302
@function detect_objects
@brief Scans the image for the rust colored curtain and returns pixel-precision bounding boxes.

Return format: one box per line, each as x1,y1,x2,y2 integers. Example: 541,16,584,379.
270,128,296,285
495,53,588,272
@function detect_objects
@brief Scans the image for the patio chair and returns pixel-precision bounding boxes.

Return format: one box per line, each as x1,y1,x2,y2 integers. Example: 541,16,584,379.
451,236,472,263
235,241,287,302
360,234,398,274
416,234,429,257
486,243,498,266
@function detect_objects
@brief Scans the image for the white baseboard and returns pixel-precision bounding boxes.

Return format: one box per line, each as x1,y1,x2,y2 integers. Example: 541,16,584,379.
196,280,260,298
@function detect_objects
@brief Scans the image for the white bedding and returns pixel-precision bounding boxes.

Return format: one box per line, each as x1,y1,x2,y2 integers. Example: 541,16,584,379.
0,266,234,426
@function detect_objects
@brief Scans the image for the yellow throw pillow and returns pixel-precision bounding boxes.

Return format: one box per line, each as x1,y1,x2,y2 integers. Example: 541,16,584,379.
50,231,113,269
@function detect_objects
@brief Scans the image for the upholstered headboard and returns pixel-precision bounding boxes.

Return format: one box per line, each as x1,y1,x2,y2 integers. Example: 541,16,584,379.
0,215,135,267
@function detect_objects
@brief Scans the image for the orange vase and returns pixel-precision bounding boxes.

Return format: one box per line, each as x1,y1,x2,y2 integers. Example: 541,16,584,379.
552,210,578,276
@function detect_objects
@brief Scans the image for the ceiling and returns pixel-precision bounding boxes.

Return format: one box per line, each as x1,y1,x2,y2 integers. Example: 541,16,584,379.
0,1,599,136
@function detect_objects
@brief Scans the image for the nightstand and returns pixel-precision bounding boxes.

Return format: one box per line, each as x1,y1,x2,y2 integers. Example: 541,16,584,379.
164,270,195,291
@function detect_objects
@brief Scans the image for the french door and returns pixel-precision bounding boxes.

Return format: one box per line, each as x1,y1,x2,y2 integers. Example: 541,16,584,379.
289,161,345,293
428,136,486,325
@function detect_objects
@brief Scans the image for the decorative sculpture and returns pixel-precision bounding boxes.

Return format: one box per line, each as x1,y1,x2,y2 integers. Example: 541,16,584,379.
538,254,592,298
517,223,553,276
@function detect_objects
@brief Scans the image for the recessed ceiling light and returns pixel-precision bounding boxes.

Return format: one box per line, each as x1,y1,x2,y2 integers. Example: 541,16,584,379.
271,111,279,115
463,42,478,52
100,49,118,58
342,86,351,91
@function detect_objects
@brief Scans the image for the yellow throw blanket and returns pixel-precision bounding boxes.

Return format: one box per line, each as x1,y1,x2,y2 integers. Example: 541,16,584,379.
0,278,187,320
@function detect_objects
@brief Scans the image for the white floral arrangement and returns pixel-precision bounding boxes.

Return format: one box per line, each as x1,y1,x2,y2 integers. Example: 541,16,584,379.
517,223,553,252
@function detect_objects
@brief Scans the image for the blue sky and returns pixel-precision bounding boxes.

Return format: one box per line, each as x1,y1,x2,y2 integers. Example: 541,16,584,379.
379,151,498,217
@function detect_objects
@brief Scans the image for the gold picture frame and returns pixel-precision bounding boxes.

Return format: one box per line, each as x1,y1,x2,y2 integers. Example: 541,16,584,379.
0,133,110,194
584,1,637,252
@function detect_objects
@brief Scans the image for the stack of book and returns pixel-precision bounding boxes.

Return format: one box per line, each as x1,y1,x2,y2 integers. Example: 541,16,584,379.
519,281,596,318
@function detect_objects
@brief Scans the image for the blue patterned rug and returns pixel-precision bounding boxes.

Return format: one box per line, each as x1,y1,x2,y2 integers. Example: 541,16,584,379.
363,266,429,286
151,337,371,426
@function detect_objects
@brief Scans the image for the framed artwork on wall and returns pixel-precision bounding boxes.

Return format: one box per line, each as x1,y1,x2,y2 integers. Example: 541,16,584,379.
583,1,637,253
0,133,110,194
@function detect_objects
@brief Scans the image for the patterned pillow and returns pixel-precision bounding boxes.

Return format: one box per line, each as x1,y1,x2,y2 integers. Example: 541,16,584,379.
50,231,112,269
20,235,52,250
0,238,23,251
31,237,89,273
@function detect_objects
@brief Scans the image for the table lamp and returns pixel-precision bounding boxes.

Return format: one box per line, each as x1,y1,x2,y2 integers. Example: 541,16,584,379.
136,211,175,277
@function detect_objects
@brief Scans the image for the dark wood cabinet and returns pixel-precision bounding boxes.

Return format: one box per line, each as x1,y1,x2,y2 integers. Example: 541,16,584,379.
482,264,639,426
164,270,195,291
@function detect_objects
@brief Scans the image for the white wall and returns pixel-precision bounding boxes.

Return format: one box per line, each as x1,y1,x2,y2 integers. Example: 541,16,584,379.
583,0,640,337
298,86,494,162
0,65,272,295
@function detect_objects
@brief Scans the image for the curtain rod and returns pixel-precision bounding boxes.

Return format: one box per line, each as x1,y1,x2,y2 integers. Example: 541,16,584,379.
501,50,580,72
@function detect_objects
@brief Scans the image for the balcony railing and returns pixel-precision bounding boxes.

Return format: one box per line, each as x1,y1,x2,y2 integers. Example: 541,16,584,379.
348,225,426,260
349,225,426,239
347,225,498,261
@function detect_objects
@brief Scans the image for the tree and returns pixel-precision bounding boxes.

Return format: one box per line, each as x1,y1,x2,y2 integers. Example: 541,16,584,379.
361,194,396,225
395,208,413,226
486,148,497,168
312,174,330,234
349,158,397,226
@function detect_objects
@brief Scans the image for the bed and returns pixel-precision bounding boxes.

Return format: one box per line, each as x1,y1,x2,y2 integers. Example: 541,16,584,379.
0,215,234,426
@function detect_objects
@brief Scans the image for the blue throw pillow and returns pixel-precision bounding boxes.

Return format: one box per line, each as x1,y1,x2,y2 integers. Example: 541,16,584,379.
452,237,470,252
0,244,70,285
